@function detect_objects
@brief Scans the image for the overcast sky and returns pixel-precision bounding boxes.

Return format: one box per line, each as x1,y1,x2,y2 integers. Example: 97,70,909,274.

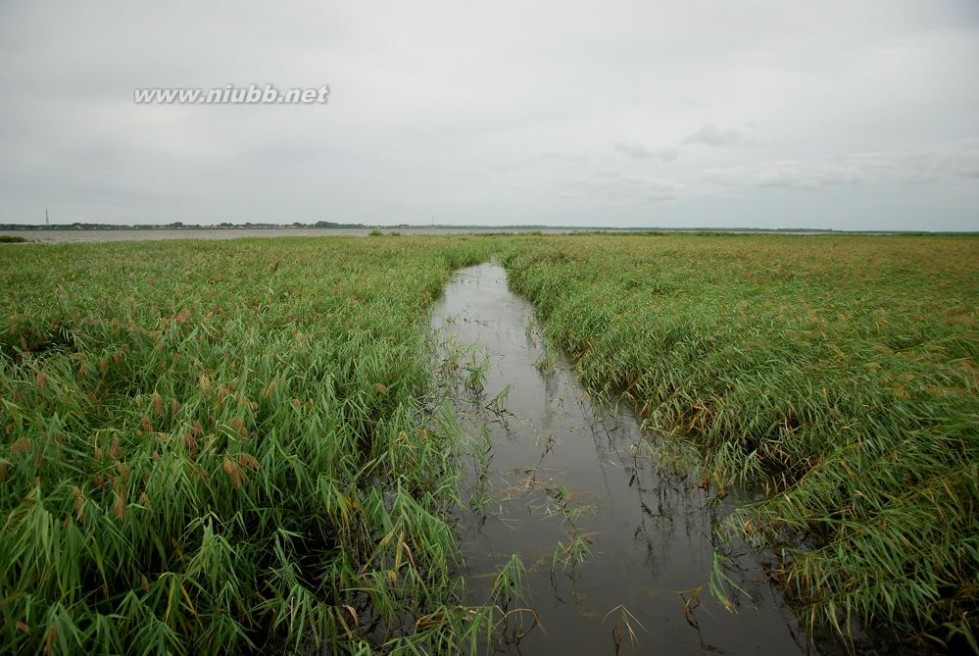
1,1,977,230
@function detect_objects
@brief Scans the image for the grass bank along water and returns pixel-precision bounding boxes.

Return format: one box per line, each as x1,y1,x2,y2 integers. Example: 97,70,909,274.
432,263,819,654
502,234,979,651
0,236,501,654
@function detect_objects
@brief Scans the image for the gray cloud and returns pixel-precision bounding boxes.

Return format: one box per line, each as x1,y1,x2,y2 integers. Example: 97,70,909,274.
698,139,979,191
744,161,870,190
684,124,743,147
613,142,679,162
563,173,684,207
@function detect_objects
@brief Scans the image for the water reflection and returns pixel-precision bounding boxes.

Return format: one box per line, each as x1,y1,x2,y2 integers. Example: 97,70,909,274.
431,263,822,655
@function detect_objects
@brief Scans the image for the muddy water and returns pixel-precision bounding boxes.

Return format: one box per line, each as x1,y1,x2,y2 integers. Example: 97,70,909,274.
431,263,822,655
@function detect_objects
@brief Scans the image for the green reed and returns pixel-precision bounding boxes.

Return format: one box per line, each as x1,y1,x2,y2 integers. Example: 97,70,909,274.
0,236,507,655
4,232,977,653
502,233,979,651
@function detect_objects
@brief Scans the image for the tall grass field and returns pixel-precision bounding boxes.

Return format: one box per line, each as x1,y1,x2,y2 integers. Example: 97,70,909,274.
2,233,977,653
0,237,503,654
503,233,979,651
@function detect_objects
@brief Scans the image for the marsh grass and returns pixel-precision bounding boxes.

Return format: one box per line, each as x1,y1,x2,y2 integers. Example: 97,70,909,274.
603,604,644,655
4,232,977,653
533,344,558,375
0,236,511,654
503,234,979,650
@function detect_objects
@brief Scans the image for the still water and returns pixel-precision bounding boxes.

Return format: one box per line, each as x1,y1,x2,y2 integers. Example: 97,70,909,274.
431,263,829,655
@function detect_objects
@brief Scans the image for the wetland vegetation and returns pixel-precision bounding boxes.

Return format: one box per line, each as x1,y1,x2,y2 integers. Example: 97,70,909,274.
1,234,977,654
503,234,979,652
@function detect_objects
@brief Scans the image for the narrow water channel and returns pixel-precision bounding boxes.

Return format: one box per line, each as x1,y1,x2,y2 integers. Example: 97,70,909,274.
431,263,824,655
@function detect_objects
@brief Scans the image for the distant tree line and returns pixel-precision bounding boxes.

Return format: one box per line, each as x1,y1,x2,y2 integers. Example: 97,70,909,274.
0,221,370,231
